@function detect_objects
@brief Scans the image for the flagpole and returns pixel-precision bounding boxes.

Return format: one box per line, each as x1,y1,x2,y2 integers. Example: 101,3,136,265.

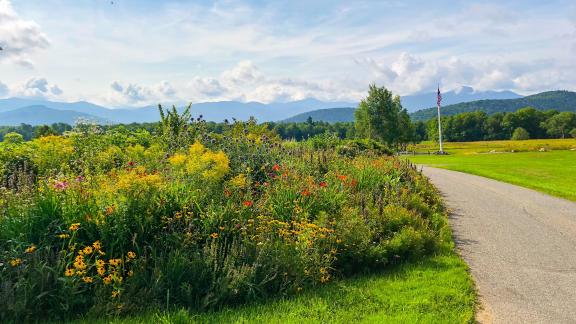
437,86,444,154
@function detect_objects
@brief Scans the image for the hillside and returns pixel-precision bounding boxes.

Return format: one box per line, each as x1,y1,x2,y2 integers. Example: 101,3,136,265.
282,107,356,123
0,106,107,126
410,90,576,121
401,86,521,112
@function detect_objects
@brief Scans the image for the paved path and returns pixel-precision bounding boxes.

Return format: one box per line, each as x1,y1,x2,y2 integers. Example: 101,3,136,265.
421,167,576,324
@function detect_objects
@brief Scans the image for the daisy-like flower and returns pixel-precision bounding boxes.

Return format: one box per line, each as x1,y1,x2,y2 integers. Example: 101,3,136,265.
69,223,80,231
64,268,75,277
82,276,93,283
127,251,136,259
25,245,37,253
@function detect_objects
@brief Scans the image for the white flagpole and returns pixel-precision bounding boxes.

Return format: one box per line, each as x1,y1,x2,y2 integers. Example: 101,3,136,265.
437,86,444,154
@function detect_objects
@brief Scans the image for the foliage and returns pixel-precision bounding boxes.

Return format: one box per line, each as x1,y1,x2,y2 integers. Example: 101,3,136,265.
426,108,576,142
355,84,414,147
0,108,449,321
511,127,530,140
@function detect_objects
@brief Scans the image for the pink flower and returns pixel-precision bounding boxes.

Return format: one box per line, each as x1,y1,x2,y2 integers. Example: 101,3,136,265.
53,181,69,191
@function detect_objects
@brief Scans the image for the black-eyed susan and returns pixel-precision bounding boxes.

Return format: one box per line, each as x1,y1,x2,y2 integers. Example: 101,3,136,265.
25,245,37,253
97,267,106,276
92,240,102,250
210,233,219,239
69,223,80,231
64,268,75,277
96,259,105,267
10,258,22,267
57,233,70,239
82,276,93,283
103,275,112,285
111,290,120,298
83,246,93,255
127,251,136,259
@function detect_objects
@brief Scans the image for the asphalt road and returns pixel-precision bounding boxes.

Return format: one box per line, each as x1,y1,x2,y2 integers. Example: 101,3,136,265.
421,167,576,324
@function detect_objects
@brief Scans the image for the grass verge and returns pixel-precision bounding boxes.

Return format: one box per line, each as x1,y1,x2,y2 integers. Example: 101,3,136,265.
406,150,576,201
76,253,475,324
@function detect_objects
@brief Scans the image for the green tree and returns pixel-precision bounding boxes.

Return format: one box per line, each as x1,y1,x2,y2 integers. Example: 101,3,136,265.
570,128,576,139
540,112,576,138
3,132,25,144
511,127,530,140
354,84,409,147
34,125,57,138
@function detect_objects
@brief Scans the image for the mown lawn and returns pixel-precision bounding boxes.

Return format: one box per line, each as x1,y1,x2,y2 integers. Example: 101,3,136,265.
80,253,475,324
406,148,576,201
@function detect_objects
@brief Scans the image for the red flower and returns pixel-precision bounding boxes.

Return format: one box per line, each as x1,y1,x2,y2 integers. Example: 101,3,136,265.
301,189,311,197
272,164,281,171
243,200,253,207
128,161,135,167
319,181,327,188
349,179,358,187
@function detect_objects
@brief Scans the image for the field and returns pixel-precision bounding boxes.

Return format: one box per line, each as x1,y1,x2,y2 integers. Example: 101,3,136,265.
0,112,475,322
406,139,576,201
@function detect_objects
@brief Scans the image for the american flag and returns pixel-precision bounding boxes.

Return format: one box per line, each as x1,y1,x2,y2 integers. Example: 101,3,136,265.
437,87,442,107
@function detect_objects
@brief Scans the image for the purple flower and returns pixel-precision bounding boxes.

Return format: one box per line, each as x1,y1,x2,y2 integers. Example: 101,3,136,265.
53,181,69,191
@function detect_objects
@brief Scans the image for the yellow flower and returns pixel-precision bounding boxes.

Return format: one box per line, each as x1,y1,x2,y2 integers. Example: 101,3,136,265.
82,276,93,283
92,240,102,250
127,251,136,259
109,258,122,267
9,258,22,267
168,153,187,167
83,246,93,255
57,233,70,239
113,274,123,284
111,290,120,298
97,267,106,276
229,173,247,188
210,233,219,239
74,261,87,270
98,250,106,256
25,245,37,253
127,270,134,277
64,268,75,277
75,255,84,262
103,275,112,285
69,223,80,231
96,259,105,267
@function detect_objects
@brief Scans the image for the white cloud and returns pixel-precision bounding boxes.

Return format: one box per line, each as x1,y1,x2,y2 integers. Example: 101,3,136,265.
11,77,64,99
0,0,49,68
106,80,178,106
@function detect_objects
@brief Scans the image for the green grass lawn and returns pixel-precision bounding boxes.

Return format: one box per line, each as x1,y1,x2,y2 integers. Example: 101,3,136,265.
77,253,475,324
406,149,576,201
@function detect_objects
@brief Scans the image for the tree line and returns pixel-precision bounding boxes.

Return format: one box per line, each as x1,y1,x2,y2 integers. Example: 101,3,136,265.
426,108,576,142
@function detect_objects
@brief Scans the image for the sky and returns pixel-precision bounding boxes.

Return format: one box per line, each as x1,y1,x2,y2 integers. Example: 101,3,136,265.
0,0,575,107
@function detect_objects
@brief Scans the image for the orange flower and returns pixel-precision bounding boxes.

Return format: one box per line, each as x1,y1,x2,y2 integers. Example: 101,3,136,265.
301,189,311,197
243,200,253,207
210,233,219,239
272,164,281,171
337,174,347,181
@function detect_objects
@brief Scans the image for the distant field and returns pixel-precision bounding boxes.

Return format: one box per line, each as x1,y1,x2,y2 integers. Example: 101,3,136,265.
409,138,576,154
406,139,576,201
88,254,475,324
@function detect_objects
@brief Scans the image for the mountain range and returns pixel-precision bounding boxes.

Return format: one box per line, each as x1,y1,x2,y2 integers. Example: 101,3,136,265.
0,87,552,126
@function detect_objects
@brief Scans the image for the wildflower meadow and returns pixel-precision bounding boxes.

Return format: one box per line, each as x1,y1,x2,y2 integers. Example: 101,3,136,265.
0,106,451,321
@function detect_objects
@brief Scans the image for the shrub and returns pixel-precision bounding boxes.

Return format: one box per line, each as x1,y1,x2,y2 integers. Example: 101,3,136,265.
511,127,530,140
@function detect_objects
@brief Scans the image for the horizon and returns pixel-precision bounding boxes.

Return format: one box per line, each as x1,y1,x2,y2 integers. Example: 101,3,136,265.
1,0,575,108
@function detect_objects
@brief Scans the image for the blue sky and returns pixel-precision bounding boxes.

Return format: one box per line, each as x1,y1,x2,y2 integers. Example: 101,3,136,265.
0,0,575,106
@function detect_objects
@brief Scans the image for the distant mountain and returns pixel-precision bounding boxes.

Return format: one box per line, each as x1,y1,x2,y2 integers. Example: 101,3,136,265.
410,90,576,121
401,86,522,112
0,97,358,125
0,106,108,126
282,107,356,123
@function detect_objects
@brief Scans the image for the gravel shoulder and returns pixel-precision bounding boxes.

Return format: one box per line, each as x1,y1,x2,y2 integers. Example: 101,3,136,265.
421,167,576,324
